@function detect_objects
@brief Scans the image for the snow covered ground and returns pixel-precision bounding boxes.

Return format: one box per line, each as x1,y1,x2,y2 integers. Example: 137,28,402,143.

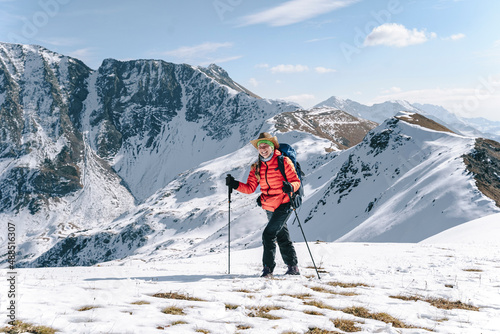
2,214,500,334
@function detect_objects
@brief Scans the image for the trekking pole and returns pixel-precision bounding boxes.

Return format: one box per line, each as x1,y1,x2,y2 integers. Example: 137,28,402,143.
287,193,321,280
227,174,232,275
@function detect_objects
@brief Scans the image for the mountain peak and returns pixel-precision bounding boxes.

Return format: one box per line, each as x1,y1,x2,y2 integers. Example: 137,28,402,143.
395,112,456,134
272,106,378,150
198,63,260,99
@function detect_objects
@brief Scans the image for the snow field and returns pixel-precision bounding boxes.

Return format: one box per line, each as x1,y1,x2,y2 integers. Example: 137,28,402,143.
2,242,500,334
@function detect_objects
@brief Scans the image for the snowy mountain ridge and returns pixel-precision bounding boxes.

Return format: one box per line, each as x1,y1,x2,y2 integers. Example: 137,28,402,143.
26,112,500,267
316,96,500,142
1,42,500,268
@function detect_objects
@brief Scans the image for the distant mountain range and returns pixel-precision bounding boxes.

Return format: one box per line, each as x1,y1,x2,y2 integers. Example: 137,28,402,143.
315,96,500,142
0,42,499,267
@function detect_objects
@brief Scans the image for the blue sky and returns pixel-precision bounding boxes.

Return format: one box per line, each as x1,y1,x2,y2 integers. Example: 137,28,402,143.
1,0,500,120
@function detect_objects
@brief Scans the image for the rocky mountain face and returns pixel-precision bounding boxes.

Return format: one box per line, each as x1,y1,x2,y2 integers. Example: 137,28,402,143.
0,42,298,265
0,43,90,214
463,138,500,207
87,57,295,201
273,107,378,150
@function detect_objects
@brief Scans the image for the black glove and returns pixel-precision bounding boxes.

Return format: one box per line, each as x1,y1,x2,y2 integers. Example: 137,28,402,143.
226,174,239,190
282,181,294,194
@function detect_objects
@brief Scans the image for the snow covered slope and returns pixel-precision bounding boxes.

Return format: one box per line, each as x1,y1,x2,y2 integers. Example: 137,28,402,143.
23,111,376,267
27,112,500,267
0,42,299,266
293,112,500,243
3,242,500,334
421,212,500,244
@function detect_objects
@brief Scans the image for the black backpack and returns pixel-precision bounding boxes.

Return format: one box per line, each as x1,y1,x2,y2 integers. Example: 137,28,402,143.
277,143,304,208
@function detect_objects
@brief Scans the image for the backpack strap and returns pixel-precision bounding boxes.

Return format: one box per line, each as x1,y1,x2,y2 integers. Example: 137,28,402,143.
277,155,288,182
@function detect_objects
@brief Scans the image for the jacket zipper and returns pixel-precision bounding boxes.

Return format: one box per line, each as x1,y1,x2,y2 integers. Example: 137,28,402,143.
263,161,271,196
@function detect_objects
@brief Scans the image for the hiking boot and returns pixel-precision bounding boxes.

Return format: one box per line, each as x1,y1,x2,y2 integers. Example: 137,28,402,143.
285,265,300,275
261,266,273,278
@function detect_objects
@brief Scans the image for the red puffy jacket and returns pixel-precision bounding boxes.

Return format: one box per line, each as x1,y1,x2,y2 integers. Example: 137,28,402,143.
237,150,300,212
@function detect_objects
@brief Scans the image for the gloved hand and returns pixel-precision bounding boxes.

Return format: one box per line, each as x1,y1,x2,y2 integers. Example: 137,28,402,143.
282,181,294,194
226,174,239,190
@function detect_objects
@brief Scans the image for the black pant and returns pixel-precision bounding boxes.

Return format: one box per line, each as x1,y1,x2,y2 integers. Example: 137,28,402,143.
262,202,298,272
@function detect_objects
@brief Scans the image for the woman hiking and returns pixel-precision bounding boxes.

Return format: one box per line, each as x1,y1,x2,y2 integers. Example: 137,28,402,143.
226,132,300,277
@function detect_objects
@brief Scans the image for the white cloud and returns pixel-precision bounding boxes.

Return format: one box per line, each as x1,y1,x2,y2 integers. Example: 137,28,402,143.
315,66,336,74
443,33,466,41
68,48,94,59
281,94,316,107
163,42,233,59
364,23,435,48
306,36,336,43
40,37,82,47
255,63,270,68
382,86,402,94
67,47,101,69
198,55,243,66
154,42,240,65
239,0,360,27
248,78,259,87
371,79,500,120
270,64,309,74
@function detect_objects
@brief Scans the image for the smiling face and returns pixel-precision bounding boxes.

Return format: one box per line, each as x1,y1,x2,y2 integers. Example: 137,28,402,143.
258,143,273,159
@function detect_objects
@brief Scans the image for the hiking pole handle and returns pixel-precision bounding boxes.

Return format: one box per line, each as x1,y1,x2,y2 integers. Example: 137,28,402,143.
227,174,233,199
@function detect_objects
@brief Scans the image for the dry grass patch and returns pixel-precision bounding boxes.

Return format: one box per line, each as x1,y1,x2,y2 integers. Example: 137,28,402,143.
195,329,210,333
310,286,359,296
463,268,483,272
248,305,283,320
304,300,336,311
310,286,332,293
131,300,150,305
326,281,369,289
306,328,342,334
236,324,252,330
427,298,479,311
0,321,56,334
332,319,362,332
153,291,205,302
77,305,99,312
283,292,313,300
335,291,358,296
390,295,479,311
162,306,185,315
304,310,324,316
342,306,416,329
171,320,188,325
225,303,239,310
305,265,329,274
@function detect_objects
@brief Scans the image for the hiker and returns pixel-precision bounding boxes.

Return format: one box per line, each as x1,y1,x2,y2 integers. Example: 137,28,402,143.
226,132,300,277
